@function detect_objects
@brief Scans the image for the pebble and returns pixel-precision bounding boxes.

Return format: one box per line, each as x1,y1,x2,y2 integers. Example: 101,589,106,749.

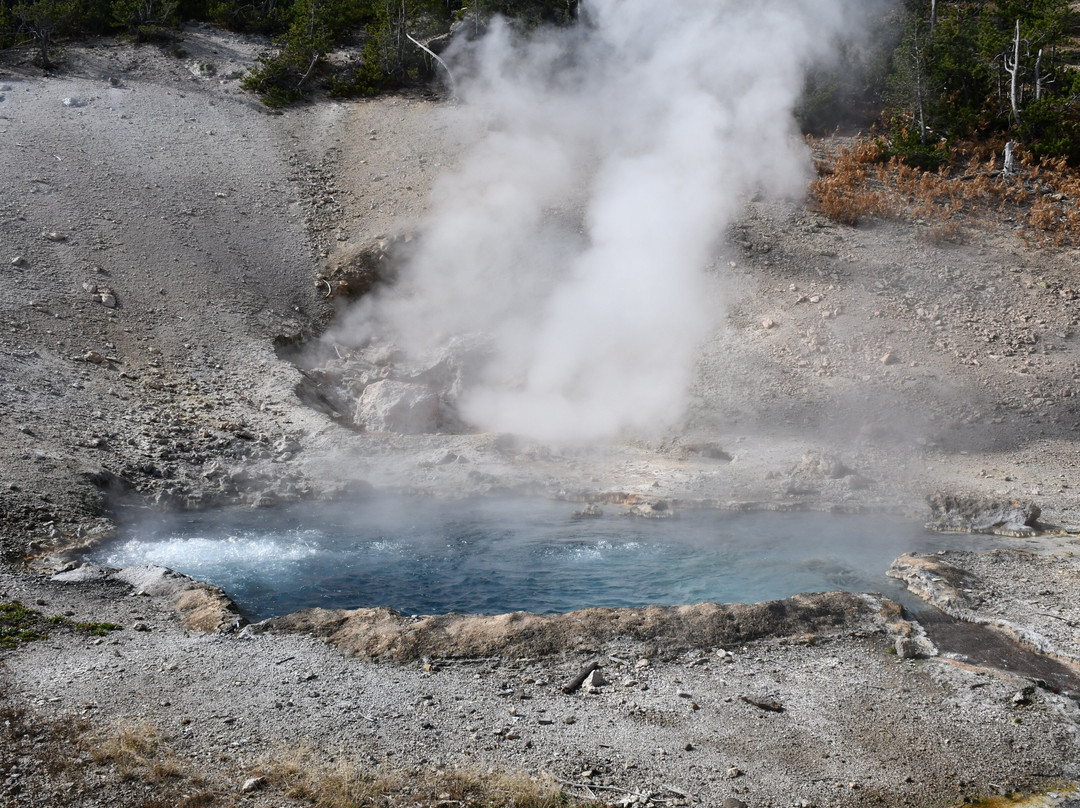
722,799,747,808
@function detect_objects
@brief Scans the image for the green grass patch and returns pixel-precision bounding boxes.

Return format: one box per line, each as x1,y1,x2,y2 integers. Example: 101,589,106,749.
1,601,122,649
77,621,123,636
0,601,50,648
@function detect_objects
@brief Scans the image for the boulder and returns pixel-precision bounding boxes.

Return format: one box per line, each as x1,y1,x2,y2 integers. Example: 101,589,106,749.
798,450,851,479
355,380,439,434
894,635,937,659
927,492,1040,535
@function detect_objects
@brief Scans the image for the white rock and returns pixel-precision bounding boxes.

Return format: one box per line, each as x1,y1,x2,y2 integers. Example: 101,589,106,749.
583,669,608,692
355,380,438,434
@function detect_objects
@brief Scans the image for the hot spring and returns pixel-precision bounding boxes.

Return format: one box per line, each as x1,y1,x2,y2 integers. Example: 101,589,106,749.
86,497,996,620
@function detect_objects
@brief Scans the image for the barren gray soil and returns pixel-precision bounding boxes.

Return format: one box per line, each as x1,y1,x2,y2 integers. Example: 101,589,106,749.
2,26,1080,808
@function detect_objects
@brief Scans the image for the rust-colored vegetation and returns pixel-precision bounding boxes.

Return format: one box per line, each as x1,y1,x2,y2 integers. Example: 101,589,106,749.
809,136,1080,248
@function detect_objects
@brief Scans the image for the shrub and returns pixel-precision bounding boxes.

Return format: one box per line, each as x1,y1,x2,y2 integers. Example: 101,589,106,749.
111,0,178,42
1020,97,1080,166
208,0,287,33
879,118,951,171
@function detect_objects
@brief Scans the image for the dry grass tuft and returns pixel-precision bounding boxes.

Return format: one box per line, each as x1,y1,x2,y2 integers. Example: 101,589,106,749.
2,693,216,807
254,745,578,808
808,136,1080,248
87,719,187,783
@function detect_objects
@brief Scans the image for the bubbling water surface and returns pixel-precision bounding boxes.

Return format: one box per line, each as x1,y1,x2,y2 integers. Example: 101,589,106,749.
88,498,992,620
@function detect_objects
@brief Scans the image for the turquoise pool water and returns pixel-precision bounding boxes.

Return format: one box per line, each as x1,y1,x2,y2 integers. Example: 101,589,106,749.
88,497,989,619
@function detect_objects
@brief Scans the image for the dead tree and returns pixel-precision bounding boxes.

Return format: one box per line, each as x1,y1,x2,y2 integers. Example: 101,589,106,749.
1003,140,1017,177
406,32,457,99
1034,47,1054,101
1004,18,1022,125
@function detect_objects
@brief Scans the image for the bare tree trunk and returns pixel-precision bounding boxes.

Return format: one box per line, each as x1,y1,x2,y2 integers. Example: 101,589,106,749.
296,0,318,90
406,32,457,98
914,29,927,145
38,32,52,69
1004,18,1022,126
1034,47,1053,101
929,0,936,35
1035,48,1043,100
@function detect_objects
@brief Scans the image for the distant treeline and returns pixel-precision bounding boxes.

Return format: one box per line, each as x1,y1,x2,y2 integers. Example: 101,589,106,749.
801,0,1080,165
4,0,1080,163
0,0,578,100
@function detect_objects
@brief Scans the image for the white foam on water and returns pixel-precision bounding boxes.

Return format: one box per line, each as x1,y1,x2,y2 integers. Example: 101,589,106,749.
98,533,320,571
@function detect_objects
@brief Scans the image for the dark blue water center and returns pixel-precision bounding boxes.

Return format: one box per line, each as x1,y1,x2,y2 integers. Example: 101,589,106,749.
88,497,993,620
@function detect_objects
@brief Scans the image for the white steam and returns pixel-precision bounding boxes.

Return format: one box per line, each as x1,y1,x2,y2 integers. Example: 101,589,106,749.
338,0,866,443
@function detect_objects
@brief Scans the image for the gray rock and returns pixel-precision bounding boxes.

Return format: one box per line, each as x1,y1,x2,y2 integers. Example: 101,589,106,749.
1011,686,1034,706
240,775,266,793
894,635,937,659
571,504,603,519
798,451,851,479
926,493,1041,535
583,669,608,692
628,500,674,519
50,564,117,582
683,441,733,461
355,380,439,434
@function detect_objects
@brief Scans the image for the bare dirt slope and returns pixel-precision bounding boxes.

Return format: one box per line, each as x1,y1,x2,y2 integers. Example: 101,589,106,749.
2,26,1080,808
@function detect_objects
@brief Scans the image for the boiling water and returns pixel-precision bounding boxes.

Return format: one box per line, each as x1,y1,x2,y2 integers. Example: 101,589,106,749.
88,498,990,620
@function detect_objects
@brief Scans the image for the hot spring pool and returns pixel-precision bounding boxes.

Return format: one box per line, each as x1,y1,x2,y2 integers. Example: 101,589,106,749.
87,497,992,619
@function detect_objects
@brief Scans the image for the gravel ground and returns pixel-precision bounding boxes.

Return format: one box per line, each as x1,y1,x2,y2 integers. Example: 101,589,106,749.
2,26,1080,808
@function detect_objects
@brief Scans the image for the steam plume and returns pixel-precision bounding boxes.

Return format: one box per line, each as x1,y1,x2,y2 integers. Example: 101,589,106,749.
338,0,869,443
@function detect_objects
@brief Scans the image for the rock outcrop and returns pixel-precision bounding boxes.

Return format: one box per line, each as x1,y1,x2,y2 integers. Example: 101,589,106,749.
355,380,439,434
